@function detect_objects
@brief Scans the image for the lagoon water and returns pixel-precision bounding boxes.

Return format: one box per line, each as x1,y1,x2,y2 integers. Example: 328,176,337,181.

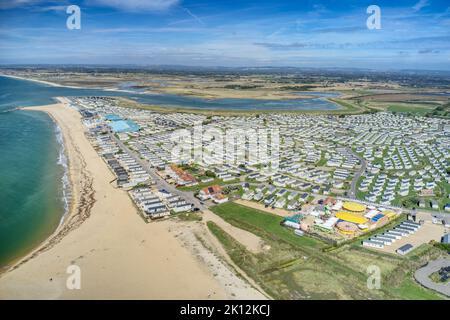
0,75,340,268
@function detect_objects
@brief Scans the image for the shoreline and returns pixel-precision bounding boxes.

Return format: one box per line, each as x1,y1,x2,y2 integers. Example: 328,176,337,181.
117,97,358,116
0,74,143,94
0,74,356,113
0,98,263,299
0,74,83,89
0,74,160,95
0,97,91,275
54,122,71,228
39,101,76,232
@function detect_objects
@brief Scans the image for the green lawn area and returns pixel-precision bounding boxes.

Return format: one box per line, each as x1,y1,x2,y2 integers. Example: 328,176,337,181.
386,102,449,118
356,175,368,200
207,202,447,300
177,178,238,192
316,153,327,166
391,277,444,300
328,98,367,114
437,182,450,210
387,104,434,115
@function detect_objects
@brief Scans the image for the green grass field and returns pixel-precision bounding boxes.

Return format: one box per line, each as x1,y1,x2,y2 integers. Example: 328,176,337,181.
387,103,436,115
177,178,227,192
390,277,445,299
208,202,446,300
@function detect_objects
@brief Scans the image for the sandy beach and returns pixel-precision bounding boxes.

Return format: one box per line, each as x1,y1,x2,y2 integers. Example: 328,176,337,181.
0,99,264,299
0,74,135,92
0,74,80,88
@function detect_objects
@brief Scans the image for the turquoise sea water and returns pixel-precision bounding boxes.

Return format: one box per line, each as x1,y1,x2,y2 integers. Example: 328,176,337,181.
0,75,342,268
0,110,64,268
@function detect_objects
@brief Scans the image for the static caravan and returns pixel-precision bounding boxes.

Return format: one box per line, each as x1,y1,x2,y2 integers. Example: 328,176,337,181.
371,236,393,245
362,240,384,249
396,244,414,255
386,230,404,239
393,228,411,236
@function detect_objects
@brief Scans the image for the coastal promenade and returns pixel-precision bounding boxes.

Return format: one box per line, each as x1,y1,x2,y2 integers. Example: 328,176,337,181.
0,100,243,299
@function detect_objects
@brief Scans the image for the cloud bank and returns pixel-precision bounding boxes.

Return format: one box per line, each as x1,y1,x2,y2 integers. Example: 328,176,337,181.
88,0,180,12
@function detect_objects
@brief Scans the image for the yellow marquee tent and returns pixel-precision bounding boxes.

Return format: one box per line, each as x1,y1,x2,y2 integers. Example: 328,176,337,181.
336,211,368,224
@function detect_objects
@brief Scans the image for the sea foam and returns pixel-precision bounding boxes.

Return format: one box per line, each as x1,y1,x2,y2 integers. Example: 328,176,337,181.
55,124,71,227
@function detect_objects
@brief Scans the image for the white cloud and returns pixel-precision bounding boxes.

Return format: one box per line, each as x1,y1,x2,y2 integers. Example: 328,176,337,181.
413,0,430,12
0,0,177,11
0,0,42,9
33,5,67,12
88,0,179,12
182,7,204,25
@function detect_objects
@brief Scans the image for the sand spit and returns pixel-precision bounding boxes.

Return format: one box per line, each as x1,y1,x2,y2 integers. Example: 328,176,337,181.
0,99,264,299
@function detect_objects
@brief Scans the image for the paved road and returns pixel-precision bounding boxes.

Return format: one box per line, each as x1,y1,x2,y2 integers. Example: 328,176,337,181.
414,258,450,297
110,134,435,218
347,147,367,199
110,133,207,211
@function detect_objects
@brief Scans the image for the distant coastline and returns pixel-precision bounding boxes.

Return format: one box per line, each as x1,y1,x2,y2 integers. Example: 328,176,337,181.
1,74,185,97
0,74,349,113
0,73,140,93
0,74,78,88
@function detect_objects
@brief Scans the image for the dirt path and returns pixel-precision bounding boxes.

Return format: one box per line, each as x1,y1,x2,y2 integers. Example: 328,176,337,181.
202,210,263,253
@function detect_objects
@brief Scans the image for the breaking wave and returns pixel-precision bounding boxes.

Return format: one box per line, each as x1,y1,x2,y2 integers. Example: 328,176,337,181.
55,124,71,227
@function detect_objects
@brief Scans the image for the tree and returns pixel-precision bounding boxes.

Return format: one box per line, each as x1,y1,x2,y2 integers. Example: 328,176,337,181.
205,170,216,178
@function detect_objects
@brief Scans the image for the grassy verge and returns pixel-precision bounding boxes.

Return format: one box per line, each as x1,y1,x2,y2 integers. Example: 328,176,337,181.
177,178,238,192
391,277,444,299
328,98,369,114
173,211,203,222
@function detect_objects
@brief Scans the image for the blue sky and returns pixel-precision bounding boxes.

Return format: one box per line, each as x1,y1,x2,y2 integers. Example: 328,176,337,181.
0,0,449,70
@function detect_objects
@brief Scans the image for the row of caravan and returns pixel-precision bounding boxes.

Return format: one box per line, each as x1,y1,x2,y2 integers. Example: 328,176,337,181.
362,220,421,249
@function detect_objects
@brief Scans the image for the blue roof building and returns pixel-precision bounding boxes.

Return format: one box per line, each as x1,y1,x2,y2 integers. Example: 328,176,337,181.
442,233,450,244
109,120,140,133
371,213,385,222
104,114,122,121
